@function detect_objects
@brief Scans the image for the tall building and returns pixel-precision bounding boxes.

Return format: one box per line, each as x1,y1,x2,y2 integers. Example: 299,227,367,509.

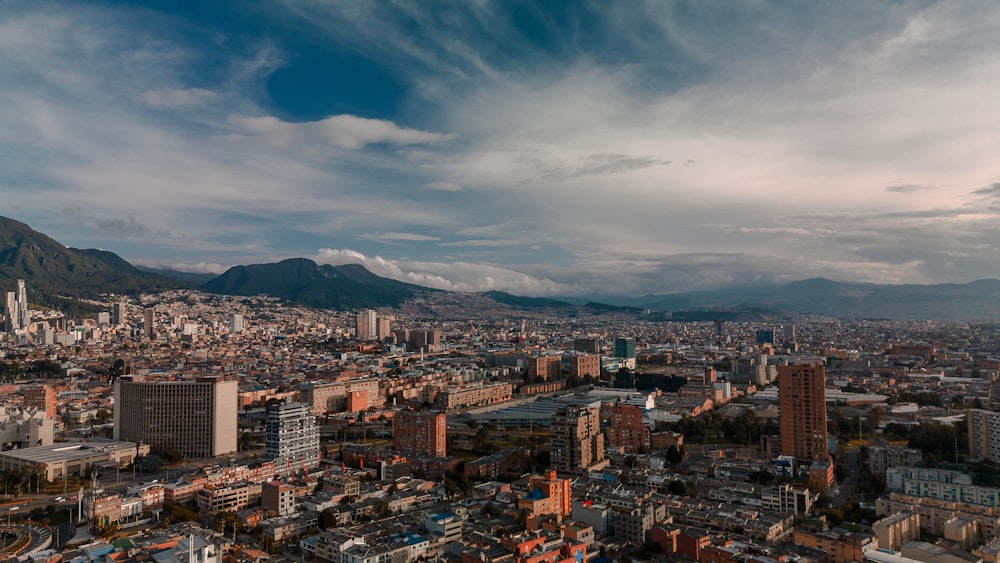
355,309,377,341
393,410,446,458
143,309,155,339
376,318,392,341
265,401,319,476
113,375,238,458
606,403,650,454
551,404,606,473
778,363,829,462
230,314,244,334
111,301,126,327
968,409,1000,463
4,279,30,333
614,337,636,369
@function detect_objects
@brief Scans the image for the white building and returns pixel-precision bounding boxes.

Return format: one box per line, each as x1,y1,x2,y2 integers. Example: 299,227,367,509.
265,401,319,476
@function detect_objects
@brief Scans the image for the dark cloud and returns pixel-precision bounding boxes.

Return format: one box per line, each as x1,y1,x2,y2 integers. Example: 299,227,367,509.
537,153,670,183
972,182,1000,197
886,184,930,194
96,216,151,238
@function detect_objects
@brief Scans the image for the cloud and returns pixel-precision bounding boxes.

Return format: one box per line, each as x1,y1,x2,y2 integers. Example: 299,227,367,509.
227,114,456,149
314,248,572,295
96,216,151,238
886,184,931,194
972,182,1000,197
357,232,441,243
423,181,464,192
140,88,218,109
438,239,524,247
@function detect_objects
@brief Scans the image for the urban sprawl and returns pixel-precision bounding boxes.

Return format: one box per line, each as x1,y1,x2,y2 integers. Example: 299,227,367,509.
4,280,1000,563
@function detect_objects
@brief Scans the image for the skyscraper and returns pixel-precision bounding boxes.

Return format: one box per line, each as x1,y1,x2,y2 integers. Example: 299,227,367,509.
231,314,244,334
265,401,320,476
614,337,636,369
394,410,446,458
113,375,238,458
4,291,17,333
112,301,126,327
355,309,377,341
16,279,28,329
143,309,155,339
551,404,606,473
778,363,829,462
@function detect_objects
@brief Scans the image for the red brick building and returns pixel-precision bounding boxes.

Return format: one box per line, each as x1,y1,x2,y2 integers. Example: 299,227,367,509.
606,403,650,453
394,410,446,458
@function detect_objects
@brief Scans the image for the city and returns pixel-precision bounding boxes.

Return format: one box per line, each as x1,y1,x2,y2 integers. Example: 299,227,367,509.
2,277,1000,563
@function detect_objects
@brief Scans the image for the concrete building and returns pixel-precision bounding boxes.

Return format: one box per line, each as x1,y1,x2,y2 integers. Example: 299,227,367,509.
568,354,601,379
0,439,148,480
969,409,1000,463
0,406,54,450
230,314,244,334
550,404,606,473
265,401,320,476
393,411,446,458
143,308,155,339
113,375,238,459
112,301,126,327
527,356,562,381
874,512,922,552
356,310,377,342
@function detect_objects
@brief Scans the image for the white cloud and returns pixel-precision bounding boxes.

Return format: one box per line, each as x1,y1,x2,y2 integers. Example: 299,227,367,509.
227,114,456,149
314,248,573,295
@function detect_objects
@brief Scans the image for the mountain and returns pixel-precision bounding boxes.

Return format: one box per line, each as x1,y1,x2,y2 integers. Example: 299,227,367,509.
597,278,1000,320
0,216,190,306
201,258,435,310
137,266,218,285
484,291,573,309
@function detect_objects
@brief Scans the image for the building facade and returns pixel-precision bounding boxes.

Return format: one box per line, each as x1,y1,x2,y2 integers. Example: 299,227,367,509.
778,362,829,462
606,403,650,454
393,411,446,458
265,401,320,476
113,375,238,458
969,408,1000,463
550,404,606,473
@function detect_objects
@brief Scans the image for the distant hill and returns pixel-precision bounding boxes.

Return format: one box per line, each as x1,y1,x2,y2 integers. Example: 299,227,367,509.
137,266,218,285
0,216,190,308
484,291,573,309
603,278,1000,320
201,258,436,310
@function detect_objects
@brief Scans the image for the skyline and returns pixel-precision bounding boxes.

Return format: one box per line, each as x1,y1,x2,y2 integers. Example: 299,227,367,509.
1,2,999,297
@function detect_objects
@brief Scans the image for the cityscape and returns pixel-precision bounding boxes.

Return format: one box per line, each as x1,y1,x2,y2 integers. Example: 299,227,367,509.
3,3,1000,563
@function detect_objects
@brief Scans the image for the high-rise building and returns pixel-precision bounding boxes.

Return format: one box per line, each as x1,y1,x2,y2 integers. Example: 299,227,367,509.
112,301,126,327
265,401,319,476
143,309,155,339
4,279,30,333
16,279,28,329
4,291,17,333
97,312,110,327
393,410,446,458
231,314,244,334
551,404,606,473
377,318,392,341
778,363,829,462
614,337,636,369
355,310,377,341
968,409,1000,463
113,375,238,458
606,403,650,454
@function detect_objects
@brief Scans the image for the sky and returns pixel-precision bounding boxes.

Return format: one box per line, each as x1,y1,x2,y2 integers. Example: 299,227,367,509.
1,1,999,297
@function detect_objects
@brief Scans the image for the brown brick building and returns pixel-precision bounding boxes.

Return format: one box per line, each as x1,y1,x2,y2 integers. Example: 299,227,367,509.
606,403,649,453
778,363,829,462
394,410,446,458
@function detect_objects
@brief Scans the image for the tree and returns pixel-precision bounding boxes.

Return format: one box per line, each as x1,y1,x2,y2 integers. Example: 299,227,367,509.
318,507,338,530
665,445,684,465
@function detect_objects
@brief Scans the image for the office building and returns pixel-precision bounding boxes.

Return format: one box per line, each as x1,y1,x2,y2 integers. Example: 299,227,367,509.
112,301,126,327
4,279,30,333
394,410,446,458
614,337,636,369
97,312,110,327
606,403,649,454
551,404,606,473
265,401,320,476
968,408,1000,463
113,375,238,458
778,362,830,468
143,309,155,339
356,309,377,341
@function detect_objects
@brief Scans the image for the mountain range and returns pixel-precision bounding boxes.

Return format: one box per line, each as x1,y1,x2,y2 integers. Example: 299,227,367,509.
3,215,1000,319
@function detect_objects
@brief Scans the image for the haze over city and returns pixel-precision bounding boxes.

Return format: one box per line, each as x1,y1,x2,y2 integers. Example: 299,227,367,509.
1,1,999,296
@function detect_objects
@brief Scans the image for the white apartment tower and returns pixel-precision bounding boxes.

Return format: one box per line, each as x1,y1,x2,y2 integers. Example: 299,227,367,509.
230,314,244,334
4,279,30,333
265,401,320,476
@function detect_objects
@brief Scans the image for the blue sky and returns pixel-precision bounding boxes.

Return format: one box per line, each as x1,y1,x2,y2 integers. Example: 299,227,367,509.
2,1,1000,296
